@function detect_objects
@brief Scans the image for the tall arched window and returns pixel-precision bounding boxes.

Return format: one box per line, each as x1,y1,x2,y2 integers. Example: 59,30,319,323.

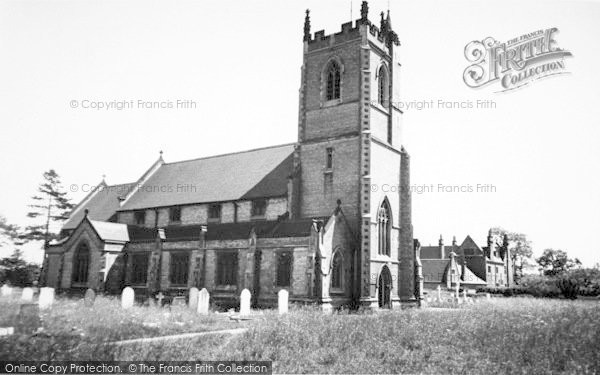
326,61,341,101
330,250,343,291
378,200,391,256
72,242,90,284
378,65,389,108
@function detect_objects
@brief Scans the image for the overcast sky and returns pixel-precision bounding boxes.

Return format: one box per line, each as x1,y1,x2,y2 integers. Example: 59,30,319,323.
1,0,599,266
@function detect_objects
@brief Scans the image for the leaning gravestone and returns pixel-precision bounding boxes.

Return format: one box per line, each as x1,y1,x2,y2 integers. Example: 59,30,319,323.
121,287,134,309
197,288,209,315
16,303,41,334
239,289,251,315
38,287,54,309
278,289,289,314
1,285,12,297
189,288,199,311
21,287,34,302
84,288,96,307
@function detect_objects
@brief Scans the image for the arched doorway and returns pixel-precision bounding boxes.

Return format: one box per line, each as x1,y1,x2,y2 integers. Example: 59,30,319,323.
378,265,392,309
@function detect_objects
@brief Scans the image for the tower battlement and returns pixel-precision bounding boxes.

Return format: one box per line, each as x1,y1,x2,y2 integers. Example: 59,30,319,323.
304,1,400,52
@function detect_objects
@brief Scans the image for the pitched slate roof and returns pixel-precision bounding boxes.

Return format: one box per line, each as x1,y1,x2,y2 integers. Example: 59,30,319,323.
63,182,135,230
119,144,295,211
420,245,455,259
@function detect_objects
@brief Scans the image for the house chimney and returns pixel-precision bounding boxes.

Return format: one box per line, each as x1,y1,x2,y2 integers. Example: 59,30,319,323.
438,235,444,259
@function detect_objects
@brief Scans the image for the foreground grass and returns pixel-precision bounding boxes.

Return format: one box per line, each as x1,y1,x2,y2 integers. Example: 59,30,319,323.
1,297,599,374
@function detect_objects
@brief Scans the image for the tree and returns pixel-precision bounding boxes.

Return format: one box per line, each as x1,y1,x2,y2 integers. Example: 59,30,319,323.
536,249,581,276
0,215,23,248
0,249,40,287
23,170,74,247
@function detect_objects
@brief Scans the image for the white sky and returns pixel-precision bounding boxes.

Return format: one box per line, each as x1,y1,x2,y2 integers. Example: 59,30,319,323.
0,0,599,265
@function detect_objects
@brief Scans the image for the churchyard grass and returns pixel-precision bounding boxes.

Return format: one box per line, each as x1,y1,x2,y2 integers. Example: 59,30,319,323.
1,296,599,373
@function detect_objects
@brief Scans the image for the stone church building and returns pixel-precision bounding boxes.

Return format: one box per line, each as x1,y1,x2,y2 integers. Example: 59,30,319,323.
43,2,417,310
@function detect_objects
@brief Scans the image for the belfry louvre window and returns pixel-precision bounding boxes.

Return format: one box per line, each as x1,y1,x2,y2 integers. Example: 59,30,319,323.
378,66,389,108
131,253,149,285
276,251,292,287
169,252,189,286
72,243,90,284
378,201,391,256
326,61,341,101
217,252,238,286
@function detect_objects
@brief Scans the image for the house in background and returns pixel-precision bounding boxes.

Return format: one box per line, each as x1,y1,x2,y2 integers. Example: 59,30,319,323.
419,230,513,290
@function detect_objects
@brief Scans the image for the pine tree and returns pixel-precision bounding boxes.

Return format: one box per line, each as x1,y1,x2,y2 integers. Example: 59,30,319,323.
24,169,74,247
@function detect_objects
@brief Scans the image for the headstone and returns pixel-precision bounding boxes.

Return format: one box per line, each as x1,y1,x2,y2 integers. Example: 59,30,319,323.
84,288,96,307
278,289,289,314
121,287,134,309
197,288,209,315
21,287,34,302
156,292,165,306
436,285,442,301
0,327,14,336
38,287,54,309
462,289,467,300
189,287,199,311
486,293,491,300
16,303,41,334
172,296,186,307
1,285,12,297
239,289,251,315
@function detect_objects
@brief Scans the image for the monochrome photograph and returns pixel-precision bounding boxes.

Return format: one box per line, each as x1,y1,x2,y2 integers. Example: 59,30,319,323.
0,0,599,373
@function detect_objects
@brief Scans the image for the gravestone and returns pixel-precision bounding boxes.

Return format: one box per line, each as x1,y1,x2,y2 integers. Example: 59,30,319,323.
189,288,199,311
239,289,251,315
172,296,186,307
38,287,54,309
486,293,491,300
84,288,96,307
462,289,467,300
121,287,134,309
1,285,12,297
278,289,289,314
156,292,165,307
197,288,209,315
21,288,34,302
16,303,41,334
436,285,442,301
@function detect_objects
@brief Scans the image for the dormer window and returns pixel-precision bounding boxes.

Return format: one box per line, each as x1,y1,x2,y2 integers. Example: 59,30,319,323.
326,61,341,101
169,206,181,223
208,203,221,222
251,199,267,218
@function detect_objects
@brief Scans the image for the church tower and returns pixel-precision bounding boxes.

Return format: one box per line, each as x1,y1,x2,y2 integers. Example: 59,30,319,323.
295,2,415,308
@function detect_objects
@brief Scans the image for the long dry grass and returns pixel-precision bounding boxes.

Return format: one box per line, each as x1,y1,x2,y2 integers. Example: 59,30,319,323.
1,296,599,374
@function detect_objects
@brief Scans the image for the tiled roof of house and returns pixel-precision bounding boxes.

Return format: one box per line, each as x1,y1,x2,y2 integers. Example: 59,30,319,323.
63,182,135,230
119,144,295,211
420,245,455,259
422,259,450,283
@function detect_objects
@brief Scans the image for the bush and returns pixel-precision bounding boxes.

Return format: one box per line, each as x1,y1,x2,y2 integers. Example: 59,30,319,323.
556,277,579,299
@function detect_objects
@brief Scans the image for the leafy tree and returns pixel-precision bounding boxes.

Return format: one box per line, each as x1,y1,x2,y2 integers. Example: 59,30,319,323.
536,249,581,276
0,249,40,287
23,170,74,247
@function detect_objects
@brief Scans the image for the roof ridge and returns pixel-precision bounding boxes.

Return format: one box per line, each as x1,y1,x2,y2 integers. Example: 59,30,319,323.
163,142,295,166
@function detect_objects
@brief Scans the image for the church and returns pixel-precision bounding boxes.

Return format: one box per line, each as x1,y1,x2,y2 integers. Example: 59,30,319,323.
42,2,418,310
